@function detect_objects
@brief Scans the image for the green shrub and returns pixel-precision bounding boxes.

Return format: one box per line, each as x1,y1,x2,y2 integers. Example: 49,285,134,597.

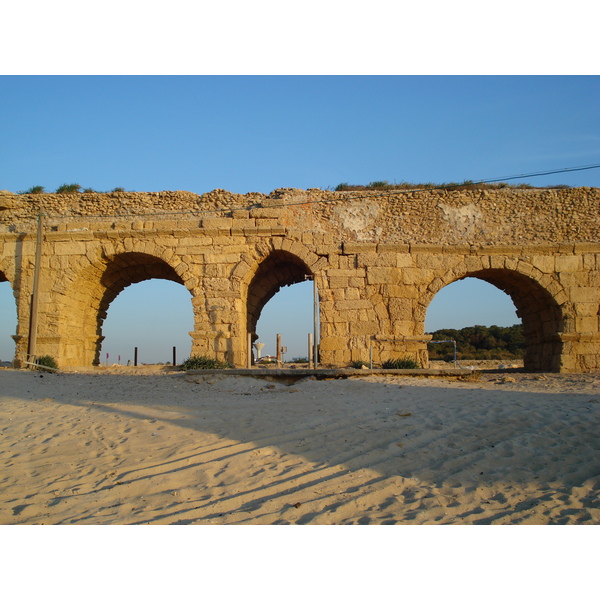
34,355,59,370
382,358,420,369
180,355,231,370
56,183,82,194
367,180,390,189
111,187,125,192
350,360,370,369
22,185,46,194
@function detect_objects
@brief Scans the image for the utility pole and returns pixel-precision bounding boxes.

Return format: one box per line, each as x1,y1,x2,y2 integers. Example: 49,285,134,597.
27,213,44,362
305,274,319,368
312,275,319,368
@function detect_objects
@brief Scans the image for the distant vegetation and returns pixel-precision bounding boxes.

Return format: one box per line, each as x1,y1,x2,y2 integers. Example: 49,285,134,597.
17,184,129,194
21,185,46,194
334,180,571,192
428,324,525,361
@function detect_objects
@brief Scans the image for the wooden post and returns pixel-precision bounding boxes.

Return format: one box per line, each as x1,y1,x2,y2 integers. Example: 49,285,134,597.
247,333,252,368
27,213,44,362
173,346,177,367
313,277,319,368
276,334,282,368
308,333,314,369
134,347,138,367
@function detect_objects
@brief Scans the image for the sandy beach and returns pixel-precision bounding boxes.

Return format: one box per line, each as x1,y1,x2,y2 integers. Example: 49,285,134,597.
1,367,599,525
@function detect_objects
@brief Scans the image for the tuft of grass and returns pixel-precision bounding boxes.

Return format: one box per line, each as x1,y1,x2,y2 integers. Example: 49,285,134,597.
333,181,572,192
368,180,390,189
350,360,370,369
180,355,232,370
34,355,59,370
382,358,420,370
21,185,46,194
56,183,82,194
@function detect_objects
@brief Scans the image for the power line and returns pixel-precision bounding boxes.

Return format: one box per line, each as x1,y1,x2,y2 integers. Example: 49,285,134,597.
471,163,600,185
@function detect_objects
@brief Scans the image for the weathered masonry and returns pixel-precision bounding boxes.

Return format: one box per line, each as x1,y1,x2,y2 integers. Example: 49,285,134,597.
1,186,599,372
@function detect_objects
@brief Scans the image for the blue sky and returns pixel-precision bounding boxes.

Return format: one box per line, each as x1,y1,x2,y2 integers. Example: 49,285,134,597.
1,75,599,363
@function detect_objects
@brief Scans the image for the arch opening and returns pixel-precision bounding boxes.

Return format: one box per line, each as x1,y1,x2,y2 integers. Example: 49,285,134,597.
424,269,564,371
247,251,314,363
96,253,191,366
0,274,17,365
101,279,194,366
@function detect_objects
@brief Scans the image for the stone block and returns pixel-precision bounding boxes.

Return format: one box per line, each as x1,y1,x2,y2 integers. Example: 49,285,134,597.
555,255,582,272
388,298,414,321
575,316,599,333
396,254,414,268
200,218,233,230
349,320,379,336
327,268,366,278
366,267,401,285
320,337,349,351
335,299,373,311
574,302,598,317
570,287,600,303
343,242,377,254
54,241,87,255
374,253,398,267
531,254,555,273
377,243,410,253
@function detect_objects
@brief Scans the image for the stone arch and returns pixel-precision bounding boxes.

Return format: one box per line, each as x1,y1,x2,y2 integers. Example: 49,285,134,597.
418,265,567,372
57,251,194,366
240,248,315,364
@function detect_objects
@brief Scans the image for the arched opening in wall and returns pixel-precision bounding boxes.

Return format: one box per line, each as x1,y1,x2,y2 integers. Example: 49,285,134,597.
0,274,17,365
247,251,314,364
96,253,193,366
424,270,563,371
101,279,194,366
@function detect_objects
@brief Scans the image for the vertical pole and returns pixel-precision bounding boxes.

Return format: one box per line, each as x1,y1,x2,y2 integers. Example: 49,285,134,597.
313,277,319,368
308,333,314,369
173,346,177,368
276,334,282,368
28,213,44,361
247,333,252,368
134,347,138,367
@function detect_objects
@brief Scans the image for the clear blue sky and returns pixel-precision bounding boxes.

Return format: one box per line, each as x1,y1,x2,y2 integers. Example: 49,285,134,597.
1,76,599,363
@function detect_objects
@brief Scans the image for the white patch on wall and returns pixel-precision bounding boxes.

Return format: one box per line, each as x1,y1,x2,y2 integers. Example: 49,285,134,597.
333,202,381,241
438,203,485,239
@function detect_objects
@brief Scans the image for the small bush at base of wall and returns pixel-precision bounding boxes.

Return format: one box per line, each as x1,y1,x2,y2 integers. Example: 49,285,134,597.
180,356,232,370
382,358,420,369
34,355,59,370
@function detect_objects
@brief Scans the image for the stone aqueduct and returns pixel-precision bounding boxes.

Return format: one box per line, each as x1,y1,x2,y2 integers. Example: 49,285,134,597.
0,186,599,372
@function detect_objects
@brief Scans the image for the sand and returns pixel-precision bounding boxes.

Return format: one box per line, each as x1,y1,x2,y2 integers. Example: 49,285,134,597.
1,367,599,525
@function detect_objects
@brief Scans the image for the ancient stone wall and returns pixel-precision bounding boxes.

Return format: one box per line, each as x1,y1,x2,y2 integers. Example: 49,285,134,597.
0,187,599,372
